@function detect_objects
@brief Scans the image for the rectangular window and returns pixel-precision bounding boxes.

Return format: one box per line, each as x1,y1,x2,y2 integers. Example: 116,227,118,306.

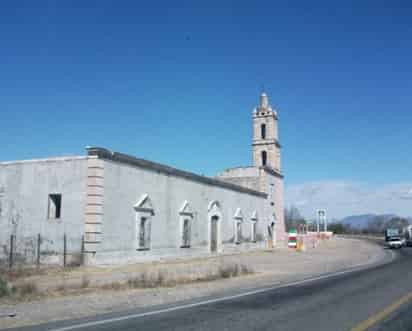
48,194,62,219
139,217,146,248
181,219,191,248
138,217,151,250
236,221,242,244
261,124,266,139
251,222,257,242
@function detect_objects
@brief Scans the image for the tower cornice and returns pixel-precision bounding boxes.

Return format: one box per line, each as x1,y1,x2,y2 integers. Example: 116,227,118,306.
252,139,281,148
261,166,284,179
253,110,278,120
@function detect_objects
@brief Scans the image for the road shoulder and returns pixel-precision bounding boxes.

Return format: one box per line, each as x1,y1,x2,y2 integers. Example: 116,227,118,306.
0,237,391,330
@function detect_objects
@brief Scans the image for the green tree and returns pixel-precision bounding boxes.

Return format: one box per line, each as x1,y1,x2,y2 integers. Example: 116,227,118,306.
284,206,306,232
328,222,354,234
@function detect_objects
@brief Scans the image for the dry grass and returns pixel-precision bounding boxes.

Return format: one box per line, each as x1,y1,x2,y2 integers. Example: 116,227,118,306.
0,266,47,280
1,263,254,301
55,276,91,293
127,271,167,288
218,264,239,278
240,264,253,275
17,282,38,297
101,281,122,291
0,276,38,299
0,277,11,297
70,263,253,293
218,263,253,279
81,276,90,289
115,263,253,291
56,284,66,293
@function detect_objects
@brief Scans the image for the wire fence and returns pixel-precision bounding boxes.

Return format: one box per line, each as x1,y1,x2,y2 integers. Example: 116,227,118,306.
0,233,84,271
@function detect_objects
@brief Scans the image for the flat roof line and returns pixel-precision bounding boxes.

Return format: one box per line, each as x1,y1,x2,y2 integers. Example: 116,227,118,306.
87,147,267,198
0,156,89,166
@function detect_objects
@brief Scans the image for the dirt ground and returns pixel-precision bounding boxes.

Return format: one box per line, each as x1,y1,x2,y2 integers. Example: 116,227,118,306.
0,237,385,329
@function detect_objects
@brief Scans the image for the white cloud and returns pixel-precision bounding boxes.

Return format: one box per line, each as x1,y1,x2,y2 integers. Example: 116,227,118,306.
285,181,412,220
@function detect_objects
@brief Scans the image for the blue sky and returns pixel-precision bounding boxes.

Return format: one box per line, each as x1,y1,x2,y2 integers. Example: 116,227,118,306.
1,1,412,216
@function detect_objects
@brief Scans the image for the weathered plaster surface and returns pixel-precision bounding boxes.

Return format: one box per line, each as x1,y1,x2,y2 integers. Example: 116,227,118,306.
0,158,88,263
95,157,268,264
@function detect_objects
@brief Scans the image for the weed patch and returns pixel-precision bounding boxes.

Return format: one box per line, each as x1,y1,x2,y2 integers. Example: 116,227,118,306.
0,277,10,297
18,282,38,297
218,263,252,279
101,282,122,291
127,271,168,289
81,276,90,289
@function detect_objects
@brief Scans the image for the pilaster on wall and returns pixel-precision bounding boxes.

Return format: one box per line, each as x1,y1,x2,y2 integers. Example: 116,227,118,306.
84,156,104,264
275,177,286,242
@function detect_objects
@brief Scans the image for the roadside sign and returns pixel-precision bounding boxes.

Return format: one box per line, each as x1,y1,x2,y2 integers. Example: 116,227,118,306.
288,228,297,248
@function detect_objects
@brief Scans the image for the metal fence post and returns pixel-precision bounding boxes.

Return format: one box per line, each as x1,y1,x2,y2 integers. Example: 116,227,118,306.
36,233,41,268
9,235,14,270
63,233,67,268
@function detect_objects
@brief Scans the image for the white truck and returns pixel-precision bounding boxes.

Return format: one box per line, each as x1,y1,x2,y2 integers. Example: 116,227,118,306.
404,225,412,247
385,228,400,242
387,236,403,249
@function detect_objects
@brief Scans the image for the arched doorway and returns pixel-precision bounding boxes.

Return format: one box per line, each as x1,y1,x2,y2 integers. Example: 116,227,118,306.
208,200,222,253
268,221,275,248
210,215,219,252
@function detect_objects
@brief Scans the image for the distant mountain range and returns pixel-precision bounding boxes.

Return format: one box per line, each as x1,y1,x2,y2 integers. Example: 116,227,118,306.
340,214,412,229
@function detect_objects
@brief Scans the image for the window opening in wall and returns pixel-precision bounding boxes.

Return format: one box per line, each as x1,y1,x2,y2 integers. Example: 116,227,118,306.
261,151,267,166
138,217,150,250
48,194,62,219
210,216,219,252
139,217,146,248
251,221,257,242
261,124,266,139
181,219,191,248
235,221,242,244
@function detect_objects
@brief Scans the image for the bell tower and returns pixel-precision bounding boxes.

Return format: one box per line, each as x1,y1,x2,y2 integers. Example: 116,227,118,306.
252,92,281,172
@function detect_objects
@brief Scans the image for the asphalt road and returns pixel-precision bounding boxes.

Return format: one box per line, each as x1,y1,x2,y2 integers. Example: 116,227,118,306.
6,241,412,331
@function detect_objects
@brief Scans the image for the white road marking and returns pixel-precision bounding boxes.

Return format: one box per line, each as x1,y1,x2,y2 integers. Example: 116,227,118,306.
50,249,396,331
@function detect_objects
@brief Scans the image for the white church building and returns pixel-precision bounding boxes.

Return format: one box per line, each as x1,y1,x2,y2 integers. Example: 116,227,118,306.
0,93,285,265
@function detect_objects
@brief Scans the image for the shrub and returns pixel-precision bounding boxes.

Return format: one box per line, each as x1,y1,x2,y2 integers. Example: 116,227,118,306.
127,271,171,289
240,264,253,275
18,282,38,297
102,281,122,290
56,284,66,292
218,264,252,279
81,276,90,289
218,264,238,278
0,277,10,297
